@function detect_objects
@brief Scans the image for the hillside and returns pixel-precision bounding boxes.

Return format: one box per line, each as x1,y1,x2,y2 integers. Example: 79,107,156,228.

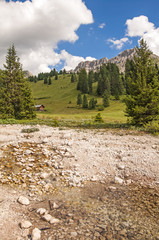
74,48,159,73
30,75,126,123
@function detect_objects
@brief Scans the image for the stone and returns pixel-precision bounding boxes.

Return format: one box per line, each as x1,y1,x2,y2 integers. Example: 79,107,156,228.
108,186,117,191
32,228,41,240
40,172,49,179
50,217,60,224
71,232,78,237
37,208,47,215
126,179,132,185
117,164,125,170
44,183,52,191
42,213,53,222
115,176,124,184
100,196,107,202
17,196,30,205
20,220,32,229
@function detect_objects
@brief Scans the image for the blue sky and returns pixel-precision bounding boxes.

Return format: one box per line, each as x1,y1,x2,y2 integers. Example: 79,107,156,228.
0,0,159,74
57,0,159,60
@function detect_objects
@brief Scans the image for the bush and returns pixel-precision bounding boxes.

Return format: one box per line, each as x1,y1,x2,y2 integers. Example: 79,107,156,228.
97,105,105,111
144,120,159,135
21,127,39,133
94,113,104,123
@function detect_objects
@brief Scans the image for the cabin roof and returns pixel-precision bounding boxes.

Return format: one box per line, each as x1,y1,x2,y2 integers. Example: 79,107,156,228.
35,104,45,108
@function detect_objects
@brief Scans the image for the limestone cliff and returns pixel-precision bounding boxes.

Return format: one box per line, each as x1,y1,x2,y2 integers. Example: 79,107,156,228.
74,48,159,73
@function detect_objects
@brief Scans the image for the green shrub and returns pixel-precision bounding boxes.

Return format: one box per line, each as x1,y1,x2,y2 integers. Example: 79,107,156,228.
144,120,159,135
97,105,105,111
94,113,104,123
21,127,39,133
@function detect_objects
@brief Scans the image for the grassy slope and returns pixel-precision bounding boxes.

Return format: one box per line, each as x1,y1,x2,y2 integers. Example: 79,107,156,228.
30,75,127,123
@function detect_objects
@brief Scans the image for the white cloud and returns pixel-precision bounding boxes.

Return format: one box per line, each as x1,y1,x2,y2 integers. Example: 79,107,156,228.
60,50,96,71
126,15,159,55
107,37,129,49
99,23,106,29
126,15,154,37
0,0,93,74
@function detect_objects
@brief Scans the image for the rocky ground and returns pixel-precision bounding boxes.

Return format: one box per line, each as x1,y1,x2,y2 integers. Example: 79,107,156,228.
0,125,159,240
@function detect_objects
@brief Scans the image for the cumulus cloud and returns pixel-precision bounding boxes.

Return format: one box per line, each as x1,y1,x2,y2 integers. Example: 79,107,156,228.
60,50,96,71
126,15,155,37
126,15,159,55
99,23,106,29
107,37,129,49
0,0,93,74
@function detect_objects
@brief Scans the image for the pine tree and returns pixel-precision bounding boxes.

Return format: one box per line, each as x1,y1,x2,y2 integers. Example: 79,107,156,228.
103,90,110,107
125,59,135,94
125,39,159,126
82,94,88,108
88,71,94,94
97,65,110,96
44,77,48,84
77,69,88,93
48,77,52,85
0,45,36,119
77,93,82,106
55,73,58,80
88,98,97,109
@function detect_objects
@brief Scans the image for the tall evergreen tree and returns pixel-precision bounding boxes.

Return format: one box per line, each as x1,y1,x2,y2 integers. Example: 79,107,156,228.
77,69,88,93
88,71,94,94
107,63,122,96
103,90,110,107
82,94,88,108
125,59,135,94
77,93,82,106
125,39,159,126
88,98,97,109
44,77,48,84
97,64,111,96
0,45,36,119
48,77,52,85
55,73,58,80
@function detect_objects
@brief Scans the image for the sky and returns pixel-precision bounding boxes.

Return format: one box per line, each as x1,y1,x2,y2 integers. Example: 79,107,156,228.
0,0,159,75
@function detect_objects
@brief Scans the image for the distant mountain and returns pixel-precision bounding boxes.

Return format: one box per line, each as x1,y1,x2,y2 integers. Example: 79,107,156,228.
23,70,33,78
74,48,159,73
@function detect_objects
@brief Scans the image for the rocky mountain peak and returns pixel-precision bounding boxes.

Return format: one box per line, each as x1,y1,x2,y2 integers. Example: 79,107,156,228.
73,48,159,73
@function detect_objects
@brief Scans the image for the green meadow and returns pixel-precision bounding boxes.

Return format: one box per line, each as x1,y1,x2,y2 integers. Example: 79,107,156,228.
30,74,127,123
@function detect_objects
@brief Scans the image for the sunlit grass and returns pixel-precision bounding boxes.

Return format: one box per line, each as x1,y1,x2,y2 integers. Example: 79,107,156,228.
30,75,127,123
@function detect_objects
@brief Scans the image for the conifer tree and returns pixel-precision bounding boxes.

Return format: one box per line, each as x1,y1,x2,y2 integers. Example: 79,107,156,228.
88,71,94,94
44,77,48,84
0,45,36,119
77,93,82,106
48,77,52,85
103,90,110,107
82,94,88,108
77,69,88,93
55,73,58,80
88,98,97,109
125,39,159,126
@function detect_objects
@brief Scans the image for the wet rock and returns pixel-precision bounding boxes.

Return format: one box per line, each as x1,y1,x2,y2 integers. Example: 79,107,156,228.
17,196,30,205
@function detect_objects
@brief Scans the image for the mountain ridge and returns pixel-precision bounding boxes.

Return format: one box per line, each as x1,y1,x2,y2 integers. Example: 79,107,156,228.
74,48,159,73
